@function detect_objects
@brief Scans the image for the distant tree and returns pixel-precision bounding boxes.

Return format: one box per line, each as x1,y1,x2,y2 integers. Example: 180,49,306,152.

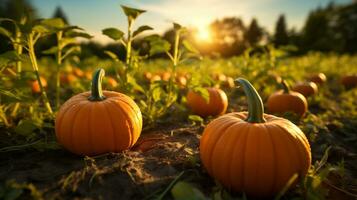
53,6,69,24
0,0,37,21
245,18,264,46
209,17,247,56
274,14,289,46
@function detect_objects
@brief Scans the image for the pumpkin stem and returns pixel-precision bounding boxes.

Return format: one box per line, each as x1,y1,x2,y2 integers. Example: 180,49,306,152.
281,80,290,94
235,78,266,123
88,68,106,101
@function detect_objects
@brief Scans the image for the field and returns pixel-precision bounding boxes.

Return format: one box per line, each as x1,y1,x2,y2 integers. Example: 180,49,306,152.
1,4,357,200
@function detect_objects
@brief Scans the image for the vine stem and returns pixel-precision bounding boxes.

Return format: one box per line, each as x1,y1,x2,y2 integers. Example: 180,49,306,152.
55,31,63,109
28,33,54,116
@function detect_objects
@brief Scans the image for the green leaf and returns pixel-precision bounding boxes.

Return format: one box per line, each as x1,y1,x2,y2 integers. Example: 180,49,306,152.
102,28,124,41
14,120,38,137
152,87,162,102
0,89,21,100
188,115,203,125
146,35,171,56
40,18,65,30
0,51,22,67
133,25,153,38
171,181,206,200
42,46,58,55
0,27,12,39
193,87,209,103
120,5,146,21
182,40,199,54
127,75,144,93
104,50,119,61
32,24,50,33
66,31,92,39
60,38,77,48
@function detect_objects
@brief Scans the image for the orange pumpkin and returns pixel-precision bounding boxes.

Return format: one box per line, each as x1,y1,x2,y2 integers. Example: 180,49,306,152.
308,73,326,85
84,71,92,80
176,76,187,87
55,68,142,155
161,72,171,81
31,76,47,93
60,73,77,84
151,74,161,82
292,81,318,97
200,78,311,197
341,75,357,89
106,77,118,88
143,72,152,81
187,87,228,117
213,73,227,82
267,80,308,118
72,67,84,78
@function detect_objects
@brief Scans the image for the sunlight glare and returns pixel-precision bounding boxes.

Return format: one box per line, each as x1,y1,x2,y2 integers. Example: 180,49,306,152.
196,25,212,42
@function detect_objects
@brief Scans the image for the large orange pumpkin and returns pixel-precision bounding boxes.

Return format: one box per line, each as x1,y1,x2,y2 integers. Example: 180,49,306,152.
200,78,311,198
55,68,142,155
267,80,308,118
308,73,326,85
187,87,228,117
292,81,318,97
341,75,357,89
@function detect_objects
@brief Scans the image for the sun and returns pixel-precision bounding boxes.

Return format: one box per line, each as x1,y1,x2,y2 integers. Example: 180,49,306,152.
195,25,212,42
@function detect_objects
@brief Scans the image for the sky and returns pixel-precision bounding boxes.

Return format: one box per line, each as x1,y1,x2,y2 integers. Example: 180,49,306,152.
32,0,352,44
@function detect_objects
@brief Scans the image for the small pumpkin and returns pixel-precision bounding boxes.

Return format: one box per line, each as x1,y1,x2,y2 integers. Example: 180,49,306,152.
105,77,118,88
151,74,161,82
161,72,171,81
143,72,152,81
267,80,308,118
187,87,228,117
55,68,142,155
200,78,311,197
341,75,357,89
213,73,227,82
72,67,84,78
60,73,77,84
176,75,187,88
222,76,235,88
31,76,47,94
308,73,326,85
292,81,318,97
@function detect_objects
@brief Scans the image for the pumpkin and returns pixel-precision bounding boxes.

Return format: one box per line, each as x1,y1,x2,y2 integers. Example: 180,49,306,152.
187,87,228,117
200,78,311,197
161,72,171,81
151,74,161,82
176,76,187,87
222,76,235,88
143,72,152,81
341,75,357,89
213,73,227,82
105,77,118,88
60,73,77,84
84,71,92,80
292,81,318,97
308,73,326,85
31,76,47,94
267,80,308,118
55,68,142,155
73,67,84,78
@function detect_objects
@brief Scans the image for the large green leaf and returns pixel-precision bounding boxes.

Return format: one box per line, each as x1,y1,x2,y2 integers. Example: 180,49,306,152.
146,35,171,56
121,5,146,21
102,28,124,41
182,40,199,54
66,31,92,39
40,18,65,30
133,25,153,38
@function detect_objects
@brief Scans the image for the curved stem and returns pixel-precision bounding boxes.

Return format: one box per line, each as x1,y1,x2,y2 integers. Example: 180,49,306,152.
281,80,290,94
235,78,266,123
88,68,106,101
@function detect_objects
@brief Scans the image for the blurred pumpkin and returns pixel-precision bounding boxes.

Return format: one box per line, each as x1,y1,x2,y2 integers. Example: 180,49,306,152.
72,67,84,78
292,81,318,97
222,76,235,88
213,73,227,82
308,73,326,85
161,72,171,81
106,77,118,88
143,72,152,81
176,76,187,87
31,76,47,94
267,80,308,118
151,74,161,82
84,71,92,80
60,73,77,84
200,78,311,198
341,75,357,89
55,68,142,155
187,87,228,117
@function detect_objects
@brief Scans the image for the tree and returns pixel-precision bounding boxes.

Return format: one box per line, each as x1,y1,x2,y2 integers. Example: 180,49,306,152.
53,6,69,24
274,14,289,46
245,18,263,46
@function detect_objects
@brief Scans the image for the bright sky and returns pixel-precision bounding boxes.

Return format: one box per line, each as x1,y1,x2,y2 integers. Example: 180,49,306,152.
32,0,352,44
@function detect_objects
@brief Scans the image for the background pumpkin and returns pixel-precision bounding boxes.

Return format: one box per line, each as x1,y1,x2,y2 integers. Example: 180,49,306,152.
187,87,228,117
55,68,142,156
308,73,327,85
267,80,308,118
292,81,318,97
341,75,357,89
200,78,311,197
31,76,47,94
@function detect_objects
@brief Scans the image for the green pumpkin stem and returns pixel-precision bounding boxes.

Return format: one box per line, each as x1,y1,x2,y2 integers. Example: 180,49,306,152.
235,78,266,123
281,80,290,93
88,68,106,101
